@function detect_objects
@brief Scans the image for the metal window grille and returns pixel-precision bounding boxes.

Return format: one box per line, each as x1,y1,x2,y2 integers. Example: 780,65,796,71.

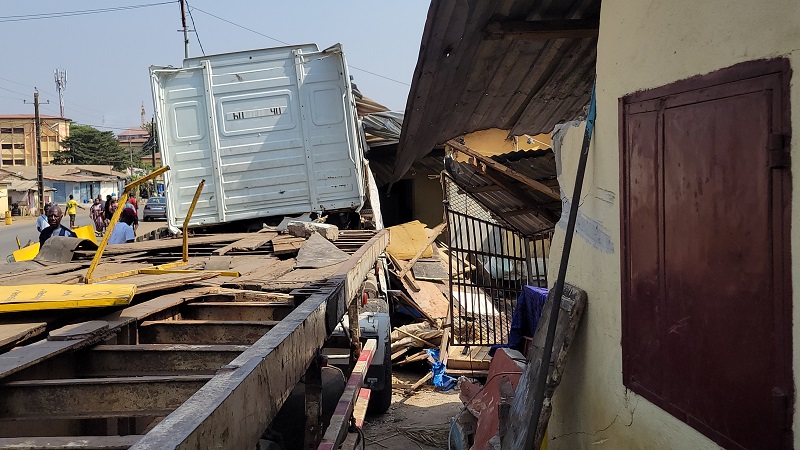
445,178,552,346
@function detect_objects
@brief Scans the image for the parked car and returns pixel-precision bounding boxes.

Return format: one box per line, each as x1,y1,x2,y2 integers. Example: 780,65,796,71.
142,196,167,221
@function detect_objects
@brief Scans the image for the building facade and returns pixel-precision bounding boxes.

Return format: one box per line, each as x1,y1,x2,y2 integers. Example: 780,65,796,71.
0,115,70,168
547,1,800,449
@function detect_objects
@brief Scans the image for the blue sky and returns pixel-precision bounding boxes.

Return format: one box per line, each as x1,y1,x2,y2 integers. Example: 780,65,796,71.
0,1,429,133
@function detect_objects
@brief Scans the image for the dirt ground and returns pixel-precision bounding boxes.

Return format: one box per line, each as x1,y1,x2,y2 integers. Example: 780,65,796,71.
362,368,463,449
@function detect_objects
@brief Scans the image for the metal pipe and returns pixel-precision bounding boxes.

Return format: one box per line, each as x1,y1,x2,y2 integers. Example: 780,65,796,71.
182,179,205,262
523,82,596,449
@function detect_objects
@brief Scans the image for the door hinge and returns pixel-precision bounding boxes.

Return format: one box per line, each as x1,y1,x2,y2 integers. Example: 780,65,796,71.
768,133,790,168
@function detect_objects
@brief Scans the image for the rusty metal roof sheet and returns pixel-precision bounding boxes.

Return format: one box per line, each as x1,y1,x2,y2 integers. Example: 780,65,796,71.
445,148,561,236
394,0,599,181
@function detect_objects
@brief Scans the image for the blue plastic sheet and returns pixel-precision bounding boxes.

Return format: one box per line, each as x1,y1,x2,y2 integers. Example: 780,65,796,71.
426,349,457,390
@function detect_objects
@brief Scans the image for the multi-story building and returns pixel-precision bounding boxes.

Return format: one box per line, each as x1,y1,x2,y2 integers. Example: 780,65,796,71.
117,126,161,167
0,115,70,168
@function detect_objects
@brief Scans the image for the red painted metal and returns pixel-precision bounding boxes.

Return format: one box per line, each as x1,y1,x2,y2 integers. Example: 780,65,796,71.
318,339,376,450
620,59,792,449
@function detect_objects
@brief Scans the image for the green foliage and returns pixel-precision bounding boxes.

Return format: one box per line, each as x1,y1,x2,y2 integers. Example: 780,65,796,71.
54,124,141,171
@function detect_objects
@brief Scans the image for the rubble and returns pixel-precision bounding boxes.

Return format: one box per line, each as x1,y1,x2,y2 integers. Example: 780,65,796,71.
287,221,339,241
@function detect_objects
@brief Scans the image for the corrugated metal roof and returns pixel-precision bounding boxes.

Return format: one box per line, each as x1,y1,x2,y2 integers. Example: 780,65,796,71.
394,0,599,181
445,148,561,236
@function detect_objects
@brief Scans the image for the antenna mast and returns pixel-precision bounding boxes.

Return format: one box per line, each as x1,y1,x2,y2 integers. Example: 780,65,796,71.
54,69,67,118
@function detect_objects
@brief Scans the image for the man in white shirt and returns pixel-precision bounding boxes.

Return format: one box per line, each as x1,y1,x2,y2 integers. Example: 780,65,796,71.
36,203,52,232
107,208,137,244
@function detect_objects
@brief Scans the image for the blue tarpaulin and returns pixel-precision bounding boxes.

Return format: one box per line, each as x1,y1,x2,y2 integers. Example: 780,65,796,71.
426,349,457,390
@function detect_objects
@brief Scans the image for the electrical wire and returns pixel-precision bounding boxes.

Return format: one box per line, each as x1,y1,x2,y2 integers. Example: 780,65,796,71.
184,0,205,56
189,6,410,87
0,2,177,23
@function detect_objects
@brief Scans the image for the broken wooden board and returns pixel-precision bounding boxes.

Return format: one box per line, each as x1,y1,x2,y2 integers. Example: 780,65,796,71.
220,259,296,291
212,232,278,256
97,273,218,294
268,264,342,291
504,284,587,450
48,321,109,341
412,259,449,281
0,322,47,350
73,233,257,257
0,284,137,313
271,235,306,256
295,233,350,269
394,261,449,320
447,345,493,371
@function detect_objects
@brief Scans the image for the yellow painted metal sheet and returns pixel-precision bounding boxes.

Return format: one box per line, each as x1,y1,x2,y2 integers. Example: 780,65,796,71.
11,225,97,262
386,220,434,260
0,284,136,313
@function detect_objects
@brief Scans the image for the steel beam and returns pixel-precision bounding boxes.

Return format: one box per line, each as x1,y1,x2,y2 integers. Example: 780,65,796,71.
79,345,247,377
0,435,142,449
0,375,211,419
130,229,388,450
138,320,278,345
180,302,295,321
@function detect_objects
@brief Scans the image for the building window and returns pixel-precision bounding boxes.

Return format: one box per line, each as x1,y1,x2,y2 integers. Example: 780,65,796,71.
1,144,11,150
13,143,24,149
0,128,11,134
1,160,12,166
620,59,792,449
13,159,24,165
12,128,23,134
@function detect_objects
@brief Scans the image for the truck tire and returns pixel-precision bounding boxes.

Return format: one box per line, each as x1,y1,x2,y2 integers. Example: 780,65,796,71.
368,344,393,414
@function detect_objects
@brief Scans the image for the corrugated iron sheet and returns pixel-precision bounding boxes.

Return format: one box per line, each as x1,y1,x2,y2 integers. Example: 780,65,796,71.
394,0,599,181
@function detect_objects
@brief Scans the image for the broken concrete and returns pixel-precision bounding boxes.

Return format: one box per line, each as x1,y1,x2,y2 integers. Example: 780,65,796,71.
287,221,339,241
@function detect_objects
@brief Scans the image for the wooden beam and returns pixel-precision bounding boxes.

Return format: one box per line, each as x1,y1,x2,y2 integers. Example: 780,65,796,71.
138,320,278,345
447,140,561,200
485,19,600,40
79,344,247,377
0,435,143,450
0,375,211,419
396,222,447,279
130,230,389,450
180,302,296,321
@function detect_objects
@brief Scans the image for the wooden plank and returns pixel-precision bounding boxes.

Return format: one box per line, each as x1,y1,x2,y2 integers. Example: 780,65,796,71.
0,375,212,419
268,264,342,291
130,229,388,450
505,284,587,450
447,140,560,200
0,435,142,450
0,323,46,350
0,288,212,380
48,321,109,341
212,232,278,256
138,320,278,345
81,344,247,377
271,235,306,256
73,233,257,257
220,259,296,291
412,260,449,281
396,222,447,279
99,272,219,293
447,345,493,371
181,302,295,321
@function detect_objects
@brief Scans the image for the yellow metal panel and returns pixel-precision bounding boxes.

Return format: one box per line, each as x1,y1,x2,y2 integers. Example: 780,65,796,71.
12,243,39,262
0,284,136,313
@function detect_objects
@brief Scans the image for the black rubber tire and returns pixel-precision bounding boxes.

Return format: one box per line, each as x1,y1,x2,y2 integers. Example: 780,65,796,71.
368,345,393,414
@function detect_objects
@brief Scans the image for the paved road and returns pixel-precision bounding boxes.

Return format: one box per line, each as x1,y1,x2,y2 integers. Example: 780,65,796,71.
1,208,167,263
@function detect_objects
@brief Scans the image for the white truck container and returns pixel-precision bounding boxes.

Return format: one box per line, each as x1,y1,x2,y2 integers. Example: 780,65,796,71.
150,43,366,231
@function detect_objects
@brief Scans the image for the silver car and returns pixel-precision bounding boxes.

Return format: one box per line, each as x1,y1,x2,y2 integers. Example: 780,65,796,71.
142,196,167,221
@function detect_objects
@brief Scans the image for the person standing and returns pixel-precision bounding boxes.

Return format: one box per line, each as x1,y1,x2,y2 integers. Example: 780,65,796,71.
39,205,77,248
90,198,105,234
66,195,85,229
107,208,137,244
103,195,113,229
36,203,51,232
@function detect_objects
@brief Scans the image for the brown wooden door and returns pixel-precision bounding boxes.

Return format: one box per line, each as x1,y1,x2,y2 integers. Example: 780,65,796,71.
621,60,792,450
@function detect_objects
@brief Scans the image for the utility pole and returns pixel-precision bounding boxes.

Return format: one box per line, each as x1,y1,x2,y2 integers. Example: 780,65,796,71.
151,118,157,168
180,0,190,59
54,69,67,118
33,90,45,214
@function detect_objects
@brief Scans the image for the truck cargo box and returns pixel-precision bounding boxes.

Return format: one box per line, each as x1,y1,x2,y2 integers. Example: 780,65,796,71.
150,43,366,231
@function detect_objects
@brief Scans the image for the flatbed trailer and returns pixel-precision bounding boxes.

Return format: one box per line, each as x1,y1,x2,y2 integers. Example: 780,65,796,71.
0,229,388,450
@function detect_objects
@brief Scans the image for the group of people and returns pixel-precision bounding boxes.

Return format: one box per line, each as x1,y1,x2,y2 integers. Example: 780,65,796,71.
37,194,140,250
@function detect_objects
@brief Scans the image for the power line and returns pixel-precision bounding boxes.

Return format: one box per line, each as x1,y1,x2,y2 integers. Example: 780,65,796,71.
189,6,409,87
190,6,289,46
185,1,205,56
0,2,177,23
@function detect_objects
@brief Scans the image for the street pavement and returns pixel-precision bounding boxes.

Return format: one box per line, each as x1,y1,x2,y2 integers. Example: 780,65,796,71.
0,207,166,263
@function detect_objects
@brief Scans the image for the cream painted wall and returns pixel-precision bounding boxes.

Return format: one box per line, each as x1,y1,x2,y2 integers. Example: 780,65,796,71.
547,1,800,448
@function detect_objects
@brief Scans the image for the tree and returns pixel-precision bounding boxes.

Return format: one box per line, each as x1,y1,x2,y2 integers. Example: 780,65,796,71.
54,124,138,171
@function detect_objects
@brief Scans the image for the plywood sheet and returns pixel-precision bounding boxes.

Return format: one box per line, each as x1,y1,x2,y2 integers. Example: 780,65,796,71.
387,220,434,260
